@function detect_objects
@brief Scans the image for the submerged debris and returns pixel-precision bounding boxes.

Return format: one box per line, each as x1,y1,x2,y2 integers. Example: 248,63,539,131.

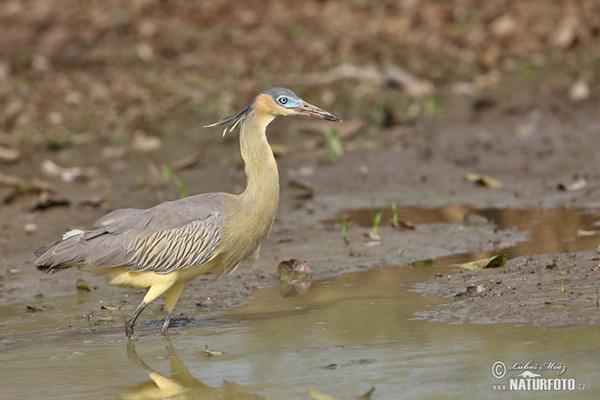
277,259,312,284
26,304,43,312
76,279,92,292
277,259,313,297
202,345,223,357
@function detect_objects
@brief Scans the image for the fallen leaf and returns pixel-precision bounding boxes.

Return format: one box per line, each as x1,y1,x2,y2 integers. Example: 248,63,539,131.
557,178,587,191
24,222,37,234
409,258,435,267
577,229,599,237
132,131,161,152
2,177,54,203
202,345,223,357
76,279,92,291
455,254,507,270
41,159,97,182
0,145,20,164
569,80,590,101
31,195,70,211
465,173,504,188
364,231,381,241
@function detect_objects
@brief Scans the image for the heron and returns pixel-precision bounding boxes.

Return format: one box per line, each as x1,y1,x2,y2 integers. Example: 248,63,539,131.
34,87,341,337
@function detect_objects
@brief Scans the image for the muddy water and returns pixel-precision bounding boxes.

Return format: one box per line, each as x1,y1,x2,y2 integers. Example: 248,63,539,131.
340,205,600,257
2,206,600,399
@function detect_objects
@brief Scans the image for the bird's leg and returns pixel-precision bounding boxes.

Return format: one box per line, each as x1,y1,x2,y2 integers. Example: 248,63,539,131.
162,282,186,335
126,284,175,337
125,300,148,338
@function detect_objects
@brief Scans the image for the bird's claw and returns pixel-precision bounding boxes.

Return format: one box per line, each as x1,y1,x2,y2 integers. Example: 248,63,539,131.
125,320,134,338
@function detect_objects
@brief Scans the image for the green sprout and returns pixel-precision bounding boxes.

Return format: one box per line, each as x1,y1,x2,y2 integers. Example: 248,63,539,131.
391,203,399,227
372,211,383,235
162,164,188,199
423,95,442,117
324,129,343,163
371,100,385,126
340,216,349,244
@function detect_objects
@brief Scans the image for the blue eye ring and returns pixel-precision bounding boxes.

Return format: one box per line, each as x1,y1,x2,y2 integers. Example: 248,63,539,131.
277,96,289,106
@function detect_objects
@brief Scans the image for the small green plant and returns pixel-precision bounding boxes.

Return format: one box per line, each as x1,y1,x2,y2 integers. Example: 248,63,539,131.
560,281,565,293
111,132,130,145
371,100,385,126
361,136,372,149
49,133,72,149
372,211,383,235
340,216,349,244
324,129,343,163
391,203,399,227
162,164,188,198
349,98,362,114
103,190,112,205
423,95,442,117
345,272,352,284
406,101,422,118
518,58,536,80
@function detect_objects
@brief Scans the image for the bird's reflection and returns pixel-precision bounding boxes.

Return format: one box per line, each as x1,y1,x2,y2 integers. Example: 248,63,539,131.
118,338,264,400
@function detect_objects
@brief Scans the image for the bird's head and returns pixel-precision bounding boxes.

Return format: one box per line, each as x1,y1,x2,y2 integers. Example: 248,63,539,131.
257,87,341,121
206,87,341,136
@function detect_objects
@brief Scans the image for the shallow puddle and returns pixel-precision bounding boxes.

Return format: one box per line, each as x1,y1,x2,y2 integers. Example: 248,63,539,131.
2,265,599,399
2,206,600,399
336,205,600,257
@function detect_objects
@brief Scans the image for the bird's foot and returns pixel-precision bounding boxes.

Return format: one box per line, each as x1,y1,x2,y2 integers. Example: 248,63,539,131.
125,320,135,338
161,313,171,336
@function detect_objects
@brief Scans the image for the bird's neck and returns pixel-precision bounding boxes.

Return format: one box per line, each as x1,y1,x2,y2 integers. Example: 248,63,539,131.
239,112,280,213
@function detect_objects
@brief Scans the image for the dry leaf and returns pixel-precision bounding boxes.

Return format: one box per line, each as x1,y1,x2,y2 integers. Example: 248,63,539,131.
465,173,504,188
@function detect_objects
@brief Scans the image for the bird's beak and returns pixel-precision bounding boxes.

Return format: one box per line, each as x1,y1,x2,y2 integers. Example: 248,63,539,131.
294,100,342,122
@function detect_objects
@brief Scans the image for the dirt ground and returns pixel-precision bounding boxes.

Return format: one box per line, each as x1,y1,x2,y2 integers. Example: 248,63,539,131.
1,1,600,330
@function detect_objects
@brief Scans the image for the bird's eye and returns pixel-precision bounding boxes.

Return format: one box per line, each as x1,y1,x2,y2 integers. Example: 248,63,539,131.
277,96,289,105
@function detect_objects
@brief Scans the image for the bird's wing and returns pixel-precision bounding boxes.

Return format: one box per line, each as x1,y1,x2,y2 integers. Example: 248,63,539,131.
83,193,227,274
124,213,224,274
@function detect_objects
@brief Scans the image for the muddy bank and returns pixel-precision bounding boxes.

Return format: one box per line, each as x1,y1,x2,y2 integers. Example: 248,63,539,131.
415,250,600,328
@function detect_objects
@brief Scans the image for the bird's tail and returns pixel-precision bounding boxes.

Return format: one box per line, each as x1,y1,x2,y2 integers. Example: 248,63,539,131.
34,230,86,272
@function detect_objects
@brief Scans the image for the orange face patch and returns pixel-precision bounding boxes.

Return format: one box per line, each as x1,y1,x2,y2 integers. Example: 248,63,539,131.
253,94,294,116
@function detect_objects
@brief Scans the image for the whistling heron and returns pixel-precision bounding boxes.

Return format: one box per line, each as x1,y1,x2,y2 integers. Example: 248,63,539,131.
35,87,341,337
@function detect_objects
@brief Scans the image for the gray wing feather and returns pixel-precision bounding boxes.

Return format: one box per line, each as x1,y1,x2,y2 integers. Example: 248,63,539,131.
36,193,227,274
125,214,223,274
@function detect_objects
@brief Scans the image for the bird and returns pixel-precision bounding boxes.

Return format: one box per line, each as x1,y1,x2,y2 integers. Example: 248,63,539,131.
34,87,341,337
